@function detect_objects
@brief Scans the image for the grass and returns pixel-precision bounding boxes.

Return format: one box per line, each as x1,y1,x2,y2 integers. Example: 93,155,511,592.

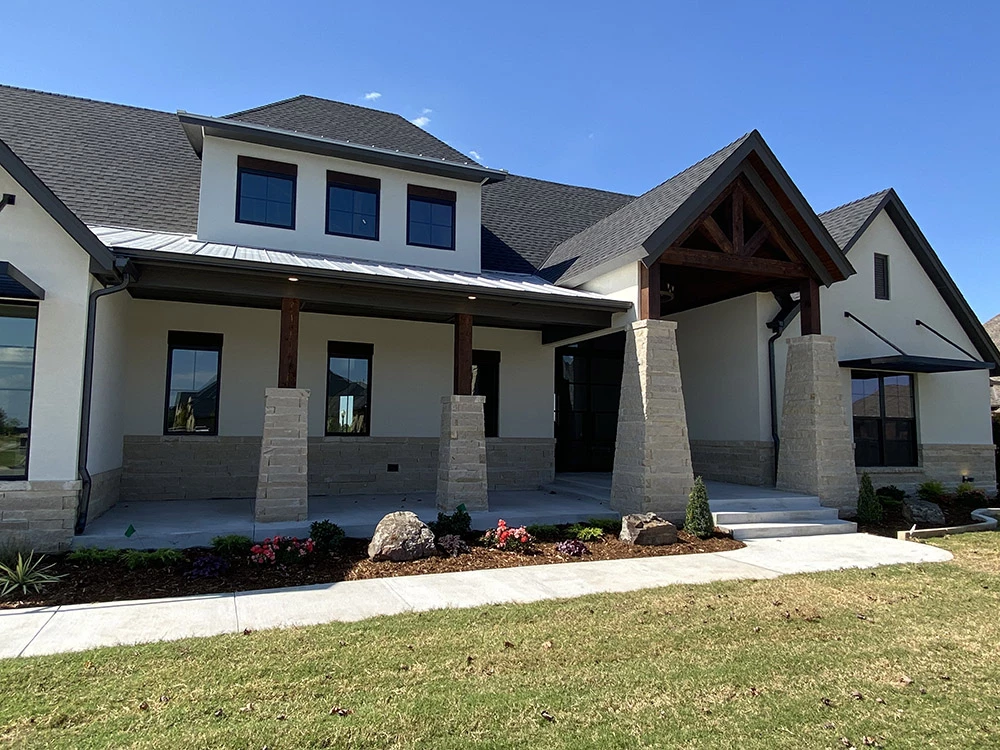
1,534,999,749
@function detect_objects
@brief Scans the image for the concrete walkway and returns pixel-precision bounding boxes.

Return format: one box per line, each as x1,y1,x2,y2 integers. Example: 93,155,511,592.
1,533,951,659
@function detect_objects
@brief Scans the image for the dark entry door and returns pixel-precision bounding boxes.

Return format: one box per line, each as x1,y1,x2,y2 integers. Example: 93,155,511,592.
554,332,624,472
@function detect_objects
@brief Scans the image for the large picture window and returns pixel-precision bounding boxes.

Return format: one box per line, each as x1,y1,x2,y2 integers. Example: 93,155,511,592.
0,304,37,479
326,171,379,240
851,371,916,467
236,156,297,229
326,342,372,435
407,185,456,250
164,332,223,435
472,350,500,438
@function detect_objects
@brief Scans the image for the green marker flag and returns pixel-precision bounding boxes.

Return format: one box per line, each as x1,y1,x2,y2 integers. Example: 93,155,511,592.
124,524,136,538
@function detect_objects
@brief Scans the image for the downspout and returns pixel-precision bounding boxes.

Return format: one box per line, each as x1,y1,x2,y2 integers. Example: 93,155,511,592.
766,293,798,484
75,266,133,534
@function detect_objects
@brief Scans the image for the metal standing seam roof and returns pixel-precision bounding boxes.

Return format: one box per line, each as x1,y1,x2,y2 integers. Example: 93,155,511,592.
88,225,626,305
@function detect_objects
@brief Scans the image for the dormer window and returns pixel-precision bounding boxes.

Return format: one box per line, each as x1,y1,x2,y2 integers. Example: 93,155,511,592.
236,156,297,229
326,171,380,240
407,185,456,250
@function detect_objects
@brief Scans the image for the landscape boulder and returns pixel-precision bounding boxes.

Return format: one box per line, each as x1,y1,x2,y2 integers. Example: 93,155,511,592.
620,512,678,545
368,511,437,561
902,497,946,527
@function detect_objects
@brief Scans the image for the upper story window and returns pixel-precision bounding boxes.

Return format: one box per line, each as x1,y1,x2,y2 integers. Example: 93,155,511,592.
851,371,916,467
874,253,890,300
165,331,223,435
236,156,297,229
0,304,37,479
326,171,380,240
407,185,456,250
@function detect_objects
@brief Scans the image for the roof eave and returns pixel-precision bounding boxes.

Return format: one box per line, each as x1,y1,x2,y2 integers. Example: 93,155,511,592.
177,112,507,185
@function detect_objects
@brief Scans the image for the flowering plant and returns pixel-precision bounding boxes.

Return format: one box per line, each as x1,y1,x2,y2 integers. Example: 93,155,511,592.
250,536,315,566
480,519,534,553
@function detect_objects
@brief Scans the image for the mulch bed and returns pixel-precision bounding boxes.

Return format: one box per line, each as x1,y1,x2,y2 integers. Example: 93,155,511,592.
858,496,989,538
1,531,742,610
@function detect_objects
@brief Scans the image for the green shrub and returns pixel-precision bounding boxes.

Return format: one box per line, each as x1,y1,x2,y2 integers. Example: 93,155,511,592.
429,505,472,537
917,480,947,503
525,524,562,542
211,535,253,560
572,526,605,542
310,520,346,555
857,472,883,525
955,483,989,505
685,476,714,539
874,485,906,507
584,517,621,535
66,548,122,565
0,552,64,598
122,548,186,571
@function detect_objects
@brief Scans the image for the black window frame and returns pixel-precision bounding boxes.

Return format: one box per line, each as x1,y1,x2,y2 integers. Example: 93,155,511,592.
325,170,381,241
235,156,298,230
325,341,374,437
163,331,224,437
406,184,456,251
0,302,39,481
472,350,501,438
851,370,917,468
874,252,890,300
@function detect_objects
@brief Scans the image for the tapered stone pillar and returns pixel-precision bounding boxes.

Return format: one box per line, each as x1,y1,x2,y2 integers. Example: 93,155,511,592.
437,395,488,512
611,319,693,524
255,387,309,523
776,335,858,515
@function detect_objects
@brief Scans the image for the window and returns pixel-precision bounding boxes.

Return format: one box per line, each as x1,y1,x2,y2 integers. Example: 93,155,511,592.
851,371,916,467
326,171,379,240
164,332,223,435
874,253,890,300
407,185,456,250
472,350,500,438
236,156,297,229
326,342,372,435
0,304,37,479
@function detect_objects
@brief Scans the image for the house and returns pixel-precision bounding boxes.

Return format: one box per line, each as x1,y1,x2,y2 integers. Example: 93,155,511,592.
0,84,995,552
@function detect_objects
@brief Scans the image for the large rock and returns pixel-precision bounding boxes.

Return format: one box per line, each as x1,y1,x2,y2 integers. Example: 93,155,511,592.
902,498,946,527
368,511,436,562
620,513,678,545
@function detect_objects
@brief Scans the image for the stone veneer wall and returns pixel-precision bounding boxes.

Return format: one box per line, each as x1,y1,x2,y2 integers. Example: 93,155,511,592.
122,435,555,500
860,443,997,495
0,480,81,553
689,440,774,487
87,468,122,522
255,388,309,523
437,395,489,511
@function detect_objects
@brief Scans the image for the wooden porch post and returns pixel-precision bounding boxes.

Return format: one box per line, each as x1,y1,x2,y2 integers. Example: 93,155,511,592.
453,312,473,395
278,297,300,388
799,278,821,335
639,261,661,320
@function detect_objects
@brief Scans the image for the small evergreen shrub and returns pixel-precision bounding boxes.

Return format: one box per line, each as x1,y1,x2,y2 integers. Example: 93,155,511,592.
917,480,947,503
429,505,472,537
309,520,346,555
857,472,883,525
555,539,589,557
211,535,253,560
0,552,64,598
186,554,230,579
66,548,122,565
584,517,621,535
437,534,470,557
685,476,714,539
122,549,186,571
525,524,562,542
874,485,906,507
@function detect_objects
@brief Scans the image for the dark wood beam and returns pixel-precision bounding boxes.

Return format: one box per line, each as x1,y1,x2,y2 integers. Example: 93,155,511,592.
663,247,809,279
453,312,473,395
740,181,800,263
800,277,821,335
732,186,744,256
673,183,736,247
741,225,770,258
639,261,661,320
702,216,735,254
278,297,300,388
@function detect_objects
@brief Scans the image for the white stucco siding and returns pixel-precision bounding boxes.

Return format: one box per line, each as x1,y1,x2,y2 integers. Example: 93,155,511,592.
122,300,553,440
197,136,483,274
578,262,640,326
0,165,92,481
87,288,129,474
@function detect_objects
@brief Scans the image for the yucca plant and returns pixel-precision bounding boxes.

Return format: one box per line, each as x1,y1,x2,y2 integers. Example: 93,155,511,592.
0,552,65,598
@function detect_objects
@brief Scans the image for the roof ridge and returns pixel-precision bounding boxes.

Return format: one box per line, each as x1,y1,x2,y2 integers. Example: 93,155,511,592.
224,93,310,118
0,82,175,116
225,93,403,120
819,188,892,216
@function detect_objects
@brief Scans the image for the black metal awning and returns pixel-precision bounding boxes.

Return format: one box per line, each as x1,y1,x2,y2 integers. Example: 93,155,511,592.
0,262,44,300
839,355,994,374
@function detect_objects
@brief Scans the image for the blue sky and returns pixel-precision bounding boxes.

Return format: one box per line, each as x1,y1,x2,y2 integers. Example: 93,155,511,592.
5,1,999,319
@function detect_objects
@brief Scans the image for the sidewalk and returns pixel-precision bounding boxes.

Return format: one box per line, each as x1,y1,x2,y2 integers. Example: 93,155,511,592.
1,533,951,659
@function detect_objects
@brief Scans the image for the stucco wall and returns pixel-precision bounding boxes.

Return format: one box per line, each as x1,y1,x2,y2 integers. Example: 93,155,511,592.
579,262,640,327
88,287,129,475
197,135,483,274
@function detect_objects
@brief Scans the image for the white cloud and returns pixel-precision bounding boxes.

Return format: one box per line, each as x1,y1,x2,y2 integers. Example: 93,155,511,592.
411,115,431,128
469,150,482,161
363,91,382,101
421,108,433,115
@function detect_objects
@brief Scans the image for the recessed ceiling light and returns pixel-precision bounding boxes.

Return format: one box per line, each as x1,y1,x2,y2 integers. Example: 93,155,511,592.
288,276,299,282
468,295,477,300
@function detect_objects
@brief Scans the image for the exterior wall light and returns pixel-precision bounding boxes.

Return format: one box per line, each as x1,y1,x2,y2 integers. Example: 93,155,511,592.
287,276,299,282
467,295,477,300
961,475,975,483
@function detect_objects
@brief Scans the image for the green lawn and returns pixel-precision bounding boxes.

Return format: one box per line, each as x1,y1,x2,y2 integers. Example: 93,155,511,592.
2,534,999,749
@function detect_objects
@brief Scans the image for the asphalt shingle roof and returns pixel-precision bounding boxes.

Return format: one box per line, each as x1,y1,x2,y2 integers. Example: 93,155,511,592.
817,189,891,250
538,133,752,282
225,95,473,166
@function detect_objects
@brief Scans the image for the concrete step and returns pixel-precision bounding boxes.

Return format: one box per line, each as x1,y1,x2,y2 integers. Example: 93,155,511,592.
718,519,858,540
712,507,840,524
710,497,824,512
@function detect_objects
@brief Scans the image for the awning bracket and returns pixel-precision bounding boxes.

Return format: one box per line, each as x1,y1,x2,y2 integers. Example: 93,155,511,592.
843,311,907,355
915,319,979,361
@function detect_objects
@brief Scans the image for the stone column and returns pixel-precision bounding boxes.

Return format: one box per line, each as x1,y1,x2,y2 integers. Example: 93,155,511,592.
776,335,858,515
436,395,488,512
610,319,693,524
255,387,309,523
